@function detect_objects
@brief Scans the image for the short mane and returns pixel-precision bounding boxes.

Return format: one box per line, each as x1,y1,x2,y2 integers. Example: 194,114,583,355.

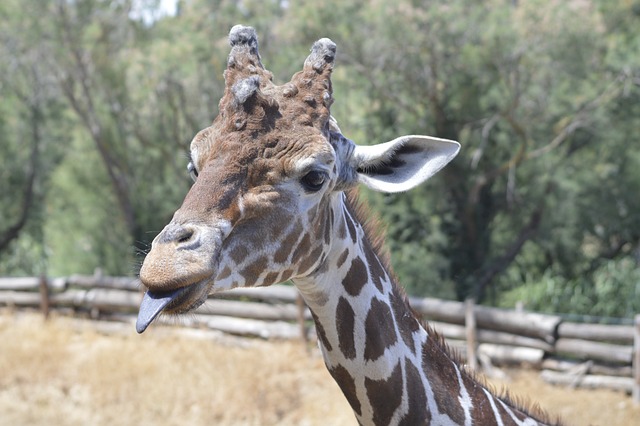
344,189,560,425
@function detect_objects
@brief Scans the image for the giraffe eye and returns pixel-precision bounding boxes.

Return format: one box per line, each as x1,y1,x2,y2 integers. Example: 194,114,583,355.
187,162,198,182
300,170,327,192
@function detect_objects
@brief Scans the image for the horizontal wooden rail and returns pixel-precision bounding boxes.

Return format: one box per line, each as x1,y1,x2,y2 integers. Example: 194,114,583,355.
409,297,561,343
558,321,634,345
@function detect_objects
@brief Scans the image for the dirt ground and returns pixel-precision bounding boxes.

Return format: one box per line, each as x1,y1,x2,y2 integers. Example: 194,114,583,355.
0,311,638,426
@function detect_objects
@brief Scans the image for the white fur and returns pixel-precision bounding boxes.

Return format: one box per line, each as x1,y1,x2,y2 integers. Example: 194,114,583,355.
352,135,460,193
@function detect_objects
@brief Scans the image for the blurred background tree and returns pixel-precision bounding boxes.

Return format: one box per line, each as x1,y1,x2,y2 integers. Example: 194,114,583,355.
1,0,638,317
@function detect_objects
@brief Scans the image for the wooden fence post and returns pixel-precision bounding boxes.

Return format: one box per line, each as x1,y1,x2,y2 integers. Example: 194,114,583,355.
39,275,50,320
465,298,478,371
633,314,640,405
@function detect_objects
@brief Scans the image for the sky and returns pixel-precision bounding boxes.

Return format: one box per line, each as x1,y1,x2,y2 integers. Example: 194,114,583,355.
129,0,179,25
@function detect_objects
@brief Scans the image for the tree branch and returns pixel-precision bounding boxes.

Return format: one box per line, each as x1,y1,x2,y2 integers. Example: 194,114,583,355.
0,105,41,253
54,2,136,234
473,181,554,301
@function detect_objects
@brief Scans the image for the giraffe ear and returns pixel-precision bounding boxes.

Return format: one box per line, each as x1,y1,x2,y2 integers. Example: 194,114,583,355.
352,135,460,193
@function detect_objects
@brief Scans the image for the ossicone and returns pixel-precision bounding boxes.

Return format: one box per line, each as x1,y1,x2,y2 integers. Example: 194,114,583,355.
304,38,337,74
227,25,263,70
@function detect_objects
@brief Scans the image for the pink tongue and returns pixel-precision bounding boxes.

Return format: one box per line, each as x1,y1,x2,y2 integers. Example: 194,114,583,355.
136,289,183,334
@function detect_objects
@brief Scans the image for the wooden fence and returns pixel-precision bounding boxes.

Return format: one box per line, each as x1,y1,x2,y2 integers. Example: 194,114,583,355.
1,274,639,403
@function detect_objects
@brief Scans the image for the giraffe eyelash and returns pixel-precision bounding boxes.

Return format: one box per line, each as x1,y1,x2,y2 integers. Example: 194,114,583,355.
187,161,198,182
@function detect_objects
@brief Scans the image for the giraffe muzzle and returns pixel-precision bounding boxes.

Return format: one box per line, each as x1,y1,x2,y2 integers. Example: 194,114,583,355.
139,221,220,289
138,220,231,332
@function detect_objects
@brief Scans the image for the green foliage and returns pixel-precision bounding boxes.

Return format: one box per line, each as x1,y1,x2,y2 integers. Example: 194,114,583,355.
1,0,639,318
0,0,72,274
500,259,640,318
44,132,133,275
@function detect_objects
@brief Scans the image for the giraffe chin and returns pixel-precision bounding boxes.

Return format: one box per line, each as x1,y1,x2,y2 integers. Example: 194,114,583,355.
136,279,210,334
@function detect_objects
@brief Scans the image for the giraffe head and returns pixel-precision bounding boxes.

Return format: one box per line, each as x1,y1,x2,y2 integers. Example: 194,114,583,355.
136,25,459,333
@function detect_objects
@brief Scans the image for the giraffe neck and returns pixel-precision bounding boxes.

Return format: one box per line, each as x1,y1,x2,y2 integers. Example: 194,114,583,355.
293,193,552,426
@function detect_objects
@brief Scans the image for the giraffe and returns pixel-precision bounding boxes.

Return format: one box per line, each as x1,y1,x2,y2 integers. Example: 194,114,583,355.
137,25,558,426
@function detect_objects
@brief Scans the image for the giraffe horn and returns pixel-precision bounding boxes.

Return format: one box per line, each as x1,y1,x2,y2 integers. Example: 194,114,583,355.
224,25,273,108
304,38,337,74
228,25,263,69
289,38,336,128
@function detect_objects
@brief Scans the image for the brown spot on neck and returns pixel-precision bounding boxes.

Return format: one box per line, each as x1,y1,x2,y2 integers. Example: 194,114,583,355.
336,296,356,359
342,257,367,296
310,308,332,352
363,238,386,292
421,338,466,424
364,360,403,426
389,287,420,354
243,256,269,287
364,297,398,361
344,205,358,244
328,364,361,416
336,248,349,269
399,359,430,425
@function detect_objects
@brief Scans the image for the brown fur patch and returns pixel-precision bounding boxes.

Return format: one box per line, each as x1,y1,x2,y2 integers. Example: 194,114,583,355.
336,296,356,359
342,257,367,296
243,256,269,286
263,271,280,286
230,242,250,265
336,248,349,269
328,364,361,416
323,206,332,245
274,224,301,264
310,309,332,352
216,266,232,281
363,238,386,292
280,269,293,283
291,234,311,264
421,338,466,424
363,297,397,361
399,358,430,425
343,204,358,244
299,245,323,275
389,287,419,354
364,360,403,426
337,218,347,240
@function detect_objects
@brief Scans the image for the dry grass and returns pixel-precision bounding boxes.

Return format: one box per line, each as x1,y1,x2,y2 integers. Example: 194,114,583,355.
0,311,638,426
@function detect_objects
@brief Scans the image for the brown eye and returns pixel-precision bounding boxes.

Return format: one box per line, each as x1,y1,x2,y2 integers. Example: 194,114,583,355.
300,170,327,192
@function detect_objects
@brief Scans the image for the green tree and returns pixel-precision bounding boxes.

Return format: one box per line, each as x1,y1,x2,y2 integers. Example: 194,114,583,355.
0,0,70,274
284,0,640,310
2,0,638,319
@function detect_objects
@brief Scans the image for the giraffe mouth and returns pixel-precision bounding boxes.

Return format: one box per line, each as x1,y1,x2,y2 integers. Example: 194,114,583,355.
136,279,210,333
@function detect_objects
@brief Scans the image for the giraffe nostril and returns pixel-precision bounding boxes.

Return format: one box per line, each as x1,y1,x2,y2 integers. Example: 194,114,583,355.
177,228,194,244
175,226,201,250
158,224,198,246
